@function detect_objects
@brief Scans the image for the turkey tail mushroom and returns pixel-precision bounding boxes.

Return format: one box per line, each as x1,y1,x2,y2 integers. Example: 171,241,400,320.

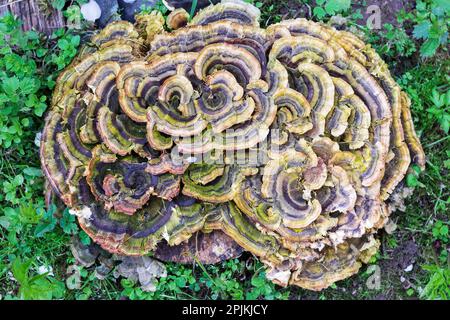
41,0,425,291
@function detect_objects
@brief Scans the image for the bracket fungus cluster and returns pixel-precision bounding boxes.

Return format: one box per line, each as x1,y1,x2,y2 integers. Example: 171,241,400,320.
41,0,425,290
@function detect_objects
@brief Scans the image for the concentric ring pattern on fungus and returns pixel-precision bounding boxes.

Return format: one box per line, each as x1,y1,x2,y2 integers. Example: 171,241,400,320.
40,0,425,291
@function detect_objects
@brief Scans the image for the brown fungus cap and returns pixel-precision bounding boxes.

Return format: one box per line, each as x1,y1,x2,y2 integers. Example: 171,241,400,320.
41,0,425,291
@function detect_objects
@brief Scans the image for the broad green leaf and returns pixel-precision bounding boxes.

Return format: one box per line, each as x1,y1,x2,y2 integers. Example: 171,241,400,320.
324,0,351,14
1,76,19,96
23,167,42,177
59,208,78,235
413,21,431,39
420,38,440,57
12,258,32,284
57,38,69,50
34,102,47,117
14,174,24,186
0,215,11,229
70,35,80,47
432,0,450,13
52,0,66,11
313,7,326,19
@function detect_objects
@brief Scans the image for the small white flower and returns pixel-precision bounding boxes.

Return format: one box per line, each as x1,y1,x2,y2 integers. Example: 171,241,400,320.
404,264,414,272
37,265,54,276
34,132,42,147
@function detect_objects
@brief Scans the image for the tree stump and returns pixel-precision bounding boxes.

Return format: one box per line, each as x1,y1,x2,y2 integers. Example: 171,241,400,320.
0,0,64,34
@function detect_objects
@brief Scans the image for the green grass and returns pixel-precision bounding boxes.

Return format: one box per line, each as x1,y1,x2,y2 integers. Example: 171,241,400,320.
0,0,449,300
